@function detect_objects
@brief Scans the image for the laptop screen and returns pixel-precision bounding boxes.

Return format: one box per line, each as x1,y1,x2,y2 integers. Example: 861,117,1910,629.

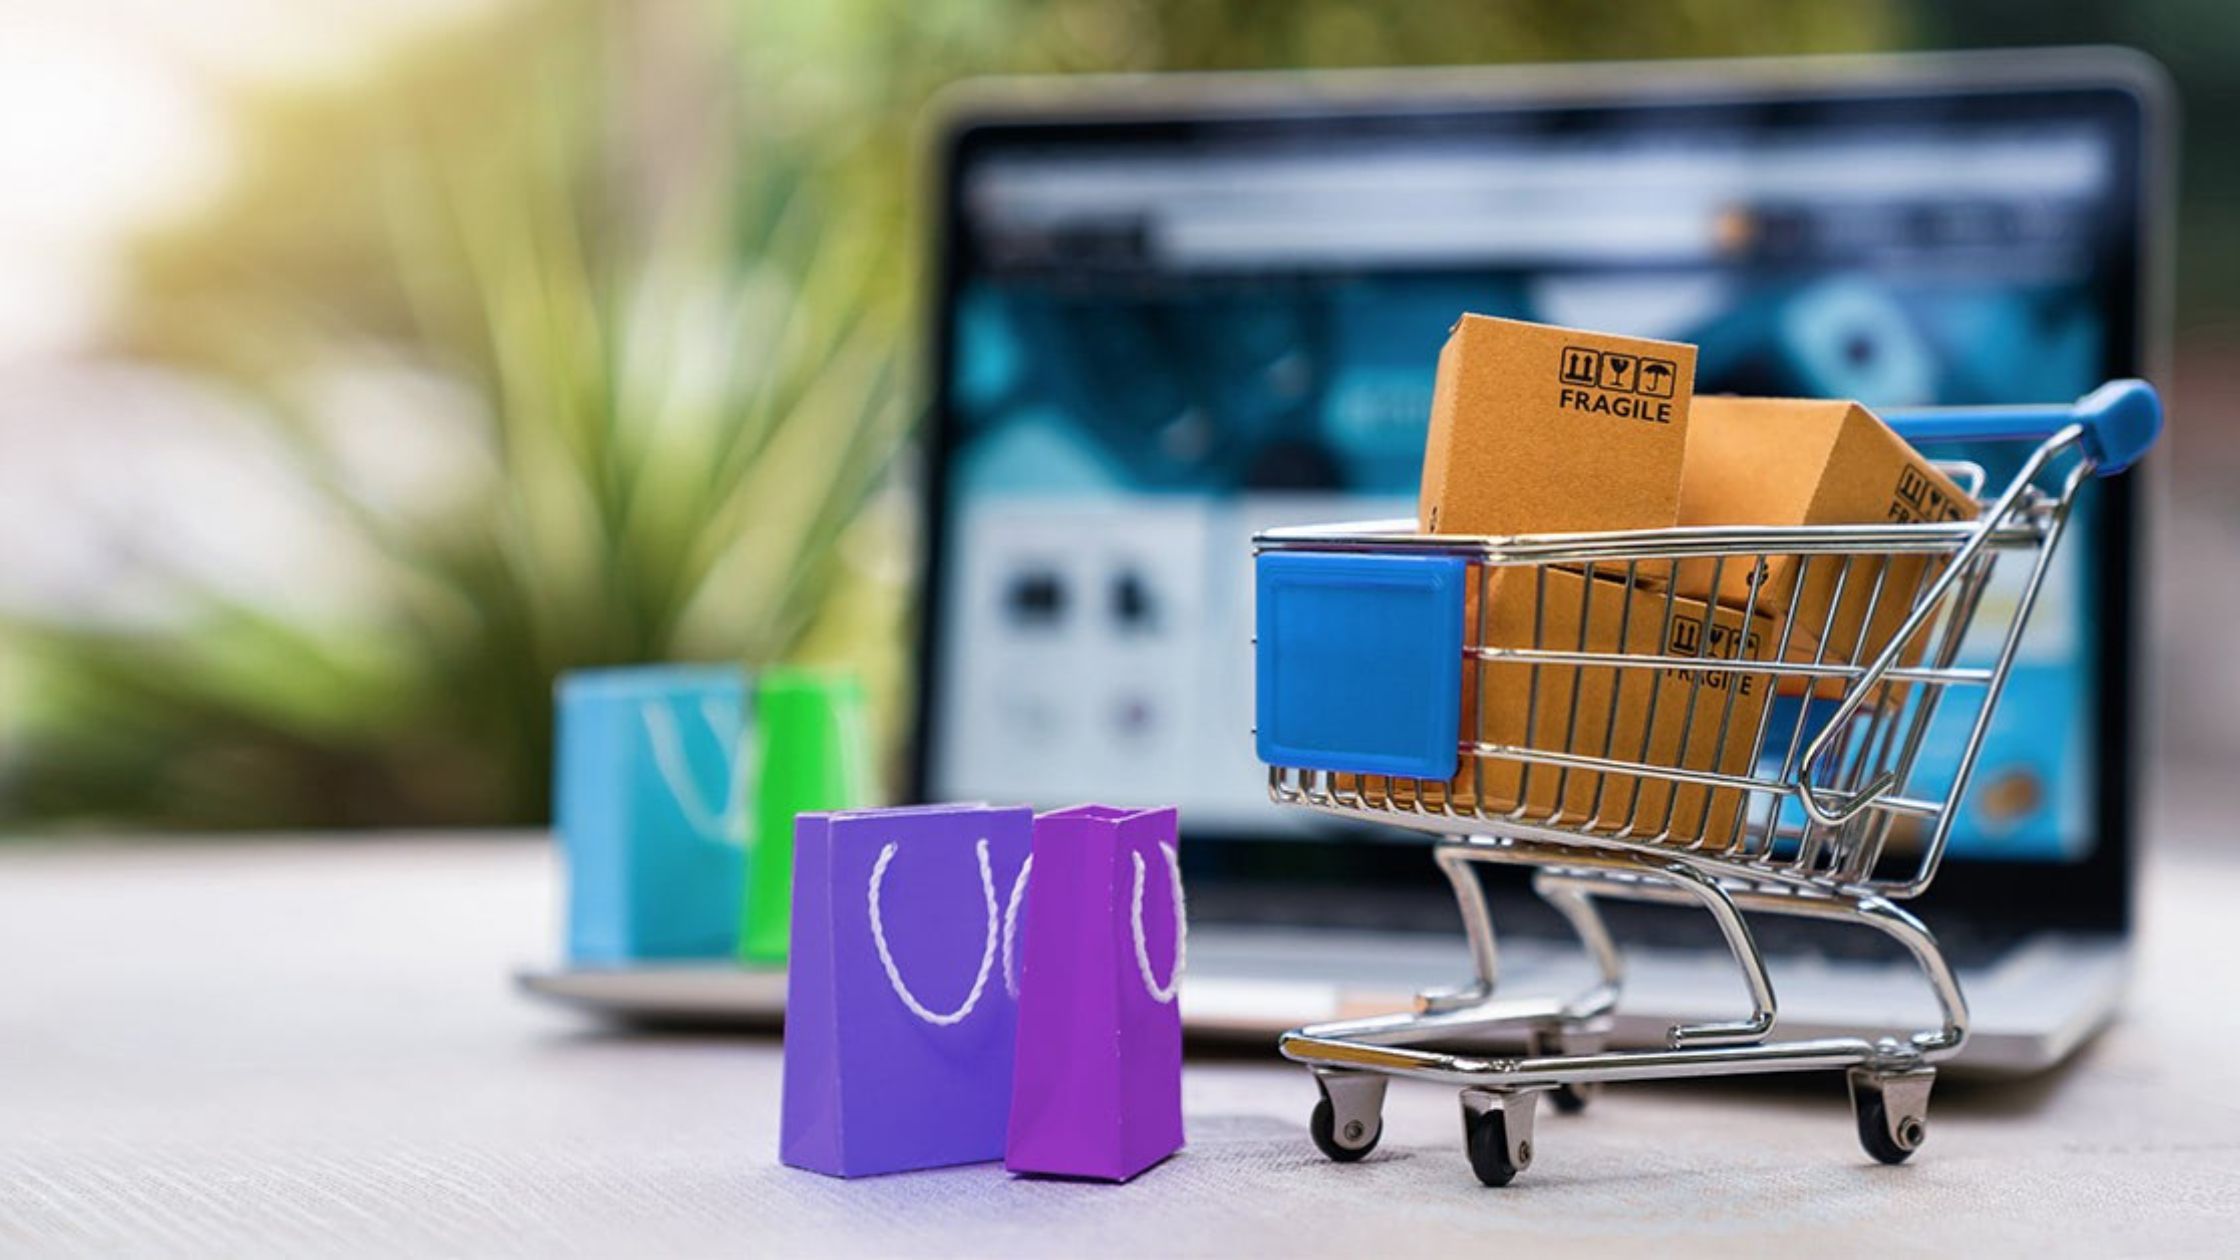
925,85,2146,875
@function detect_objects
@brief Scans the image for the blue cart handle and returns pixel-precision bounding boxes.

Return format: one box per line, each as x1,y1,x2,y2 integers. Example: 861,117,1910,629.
1880,378,2161,477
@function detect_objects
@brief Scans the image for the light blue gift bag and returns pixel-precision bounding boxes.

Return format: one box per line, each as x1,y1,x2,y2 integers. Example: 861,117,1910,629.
555,664,750,963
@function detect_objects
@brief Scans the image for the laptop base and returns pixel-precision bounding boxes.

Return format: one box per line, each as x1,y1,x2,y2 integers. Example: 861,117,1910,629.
515,924,2123,1078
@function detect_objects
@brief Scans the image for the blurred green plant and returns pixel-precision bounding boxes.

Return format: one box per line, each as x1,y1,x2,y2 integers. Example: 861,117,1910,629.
1,0,1906,830
8,3,914,826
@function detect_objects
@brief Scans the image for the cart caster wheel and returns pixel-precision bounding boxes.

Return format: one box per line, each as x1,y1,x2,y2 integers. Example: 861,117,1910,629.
1848,1065,1933,1166
1465,1108,1523,1186
1310,1097,1381,1162
1460,1088,1539,1187
1527,1026,1604,1116
1309,1071,1386,1163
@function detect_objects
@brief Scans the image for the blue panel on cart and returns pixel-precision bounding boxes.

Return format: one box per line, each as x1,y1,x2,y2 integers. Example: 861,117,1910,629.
1255,551,1465,779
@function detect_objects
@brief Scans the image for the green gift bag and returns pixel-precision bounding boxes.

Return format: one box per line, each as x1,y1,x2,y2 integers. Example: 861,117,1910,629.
739,669,872,962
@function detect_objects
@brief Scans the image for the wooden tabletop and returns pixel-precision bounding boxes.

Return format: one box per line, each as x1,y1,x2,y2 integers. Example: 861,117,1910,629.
3,832,2236,1258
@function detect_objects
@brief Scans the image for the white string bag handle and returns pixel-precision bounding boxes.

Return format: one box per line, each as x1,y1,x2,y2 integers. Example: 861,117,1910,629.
1001,855,1032,1000
867,838,1001,1027
641,697,747,844
1130,842,1187,1005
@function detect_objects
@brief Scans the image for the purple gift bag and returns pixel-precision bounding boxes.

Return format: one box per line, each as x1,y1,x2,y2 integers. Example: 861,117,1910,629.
780,803,1034,1178
1006,804,1186,1182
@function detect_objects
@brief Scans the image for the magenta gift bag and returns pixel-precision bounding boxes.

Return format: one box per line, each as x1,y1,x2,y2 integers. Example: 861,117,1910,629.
1005,804,1186,1182
780,803,1034,1178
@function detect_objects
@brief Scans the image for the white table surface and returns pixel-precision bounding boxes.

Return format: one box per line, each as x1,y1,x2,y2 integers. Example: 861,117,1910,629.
3,831,2237,1258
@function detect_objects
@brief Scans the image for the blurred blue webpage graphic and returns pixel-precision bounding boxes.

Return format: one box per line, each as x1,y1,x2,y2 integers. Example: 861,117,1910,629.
939,127,2117,865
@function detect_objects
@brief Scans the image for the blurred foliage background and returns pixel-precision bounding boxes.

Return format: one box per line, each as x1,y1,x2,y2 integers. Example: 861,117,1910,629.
1,0,2233,831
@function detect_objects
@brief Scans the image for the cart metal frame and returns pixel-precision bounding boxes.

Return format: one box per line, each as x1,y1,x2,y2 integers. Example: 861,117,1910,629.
1254,382,2160,1185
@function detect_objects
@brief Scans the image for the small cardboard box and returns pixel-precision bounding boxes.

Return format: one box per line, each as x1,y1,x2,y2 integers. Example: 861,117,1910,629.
1673,397,1977,699
1352,565,1774,847
1418,315,1698,537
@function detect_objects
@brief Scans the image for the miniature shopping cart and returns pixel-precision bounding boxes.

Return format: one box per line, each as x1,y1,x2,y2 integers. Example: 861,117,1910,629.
1252,380,2161,1186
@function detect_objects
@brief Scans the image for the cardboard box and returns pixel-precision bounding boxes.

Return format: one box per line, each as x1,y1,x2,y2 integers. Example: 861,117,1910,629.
1673,397,1977,699
1350,565,1774,847
1418,315,1699,537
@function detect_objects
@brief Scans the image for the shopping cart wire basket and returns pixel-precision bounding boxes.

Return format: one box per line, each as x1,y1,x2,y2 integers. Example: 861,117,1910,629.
1252,379,2161,1186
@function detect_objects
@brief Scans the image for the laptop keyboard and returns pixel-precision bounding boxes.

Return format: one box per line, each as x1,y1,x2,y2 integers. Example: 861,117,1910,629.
1599,900,2023,971
1193,884,2025,973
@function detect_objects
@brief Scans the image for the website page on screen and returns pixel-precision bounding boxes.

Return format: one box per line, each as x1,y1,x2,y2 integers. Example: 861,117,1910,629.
933,116,2123,864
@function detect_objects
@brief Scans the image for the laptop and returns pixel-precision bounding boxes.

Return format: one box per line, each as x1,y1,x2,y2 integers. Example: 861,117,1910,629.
523,49,2171,1076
